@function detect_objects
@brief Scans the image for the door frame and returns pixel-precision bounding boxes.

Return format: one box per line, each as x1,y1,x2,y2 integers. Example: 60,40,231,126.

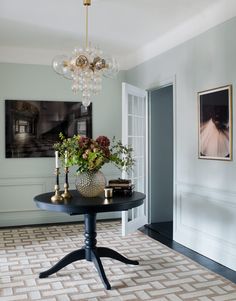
146,75,177,240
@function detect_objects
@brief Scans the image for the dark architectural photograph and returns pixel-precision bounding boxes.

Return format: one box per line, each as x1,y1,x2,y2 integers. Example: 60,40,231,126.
5,100,92,158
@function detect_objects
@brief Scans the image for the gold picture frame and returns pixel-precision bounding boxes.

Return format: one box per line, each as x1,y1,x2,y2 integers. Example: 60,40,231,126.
198,85,232,160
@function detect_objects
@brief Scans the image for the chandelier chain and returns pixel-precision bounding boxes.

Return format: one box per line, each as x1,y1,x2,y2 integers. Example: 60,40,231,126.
86,4,89,48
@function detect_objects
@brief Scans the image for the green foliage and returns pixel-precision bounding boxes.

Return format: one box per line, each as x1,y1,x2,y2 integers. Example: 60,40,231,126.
54,133,135,173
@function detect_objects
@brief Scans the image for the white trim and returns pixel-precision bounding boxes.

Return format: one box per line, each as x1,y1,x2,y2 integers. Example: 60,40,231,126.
147,91,151,225
120,0,236,70
178,181,236,204
175,182,236,270
122,82,128,145
2,1,236,70
122,82,148,235
0,210,121,227
144,87,149,225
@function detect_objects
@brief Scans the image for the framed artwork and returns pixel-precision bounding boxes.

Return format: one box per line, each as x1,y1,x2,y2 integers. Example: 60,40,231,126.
198,85,232,160
5,100,92,158
77,119,87,136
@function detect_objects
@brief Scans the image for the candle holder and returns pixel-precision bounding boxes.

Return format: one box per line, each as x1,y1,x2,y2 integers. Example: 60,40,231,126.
61,167,72,200
51,168,63,203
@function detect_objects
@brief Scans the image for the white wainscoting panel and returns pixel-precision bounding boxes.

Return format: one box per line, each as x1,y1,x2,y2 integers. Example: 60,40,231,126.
174,182,236,271
0,175,121,227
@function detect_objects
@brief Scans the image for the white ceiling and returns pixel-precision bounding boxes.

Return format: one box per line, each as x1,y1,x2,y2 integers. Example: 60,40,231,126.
0,0,236,69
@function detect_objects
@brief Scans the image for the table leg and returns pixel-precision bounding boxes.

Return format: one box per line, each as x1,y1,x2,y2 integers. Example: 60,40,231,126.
91,249,111,290
83,213,139,290
39,248,85,278
39,213,139,290
83,213,111,290
97,247,139,265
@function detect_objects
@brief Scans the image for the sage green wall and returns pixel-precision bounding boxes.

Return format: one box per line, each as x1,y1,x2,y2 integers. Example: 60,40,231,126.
126,17,236,270
0,62,125,226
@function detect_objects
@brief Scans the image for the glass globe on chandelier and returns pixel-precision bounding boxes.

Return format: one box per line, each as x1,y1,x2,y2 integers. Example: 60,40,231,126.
52,0,119,107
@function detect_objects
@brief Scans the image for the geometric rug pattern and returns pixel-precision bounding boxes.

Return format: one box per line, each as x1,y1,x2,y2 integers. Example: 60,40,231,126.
0,221,235,301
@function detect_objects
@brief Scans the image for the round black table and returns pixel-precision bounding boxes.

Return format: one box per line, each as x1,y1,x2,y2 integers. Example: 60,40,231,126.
34,190,146,290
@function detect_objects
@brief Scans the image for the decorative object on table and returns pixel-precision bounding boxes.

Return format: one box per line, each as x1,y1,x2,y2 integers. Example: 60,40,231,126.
5,100,92,158
76,170,106,197
61,151,72,200
198,85,232,160
52,0,119,108
108,178,134,196
104,187,113,198
51,152,63,202
108,178,132,187
54,134,134,197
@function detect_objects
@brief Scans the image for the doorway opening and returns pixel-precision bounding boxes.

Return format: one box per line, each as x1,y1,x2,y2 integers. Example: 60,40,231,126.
146,85,174,240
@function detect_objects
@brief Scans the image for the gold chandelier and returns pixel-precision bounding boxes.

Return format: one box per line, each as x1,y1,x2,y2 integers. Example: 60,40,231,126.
52,0,119,107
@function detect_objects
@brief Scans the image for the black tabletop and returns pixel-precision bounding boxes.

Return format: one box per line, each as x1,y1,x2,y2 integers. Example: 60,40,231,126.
34,190,146,215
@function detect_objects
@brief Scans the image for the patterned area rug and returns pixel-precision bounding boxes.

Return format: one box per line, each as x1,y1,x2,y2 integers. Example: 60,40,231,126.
0,221,235,301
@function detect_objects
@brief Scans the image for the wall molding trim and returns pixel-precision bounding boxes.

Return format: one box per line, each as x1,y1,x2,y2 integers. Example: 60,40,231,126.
1,1,236,70
120,1,236,69
179,193,236,247
174,182,236,271
0,172,122,227
0,210,121,227
178,181,236,205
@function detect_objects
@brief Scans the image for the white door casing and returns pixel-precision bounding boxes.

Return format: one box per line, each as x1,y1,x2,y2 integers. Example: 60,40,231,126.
122,82,148,236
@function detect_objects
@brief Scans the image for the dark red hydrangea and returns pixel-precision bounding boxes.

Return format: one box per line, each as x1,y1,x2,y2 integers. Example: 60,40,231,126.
78,136,91,148
96,136,110,147
96,136,111,158
102,148,111,158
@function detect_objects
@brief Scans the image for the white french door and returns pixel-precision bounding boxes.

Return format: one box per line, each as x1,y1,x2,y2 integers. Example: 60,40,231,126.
122,82,148,236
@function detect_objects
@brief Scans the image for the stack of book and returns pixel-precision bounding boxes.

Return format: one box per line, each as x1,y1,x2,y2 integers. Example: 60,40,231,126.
108,178,134,196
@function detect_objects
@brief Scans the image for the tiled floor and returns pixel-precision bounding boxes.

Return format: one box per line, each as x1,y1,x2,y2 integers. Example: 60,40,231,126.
141,223,236,284
0,221,236,301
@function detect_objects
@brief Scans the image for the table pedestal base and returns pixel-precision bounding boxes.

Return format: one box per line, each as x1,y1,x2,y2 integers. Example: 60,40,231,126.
39,213,139,290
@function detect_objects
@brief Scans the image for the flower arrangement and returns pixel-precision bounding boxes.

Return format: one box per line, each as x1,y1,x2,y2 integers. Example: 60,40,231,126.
54,133,135,173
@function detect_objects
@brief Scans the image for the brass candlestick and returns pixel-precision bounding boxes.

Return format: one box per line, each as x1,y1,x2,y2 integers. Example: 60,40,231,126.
51,168,63,203
61,167,72,200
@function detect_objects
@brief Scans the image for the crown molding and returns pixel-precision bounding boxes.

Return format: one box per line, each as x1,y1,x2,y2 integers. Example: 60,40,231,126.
0,46,126,70
120,0,236,70
1,1,236,71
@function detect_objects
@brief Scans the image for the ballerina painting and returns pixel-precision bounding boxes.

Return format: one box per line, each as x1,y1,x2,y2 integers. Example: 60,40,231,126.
198,85,232,160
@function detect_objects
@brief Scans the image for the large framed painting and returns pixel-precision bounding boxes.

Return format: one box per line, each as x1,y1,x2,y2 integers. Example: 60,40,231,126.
5,100,92,158
198,85,232,160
